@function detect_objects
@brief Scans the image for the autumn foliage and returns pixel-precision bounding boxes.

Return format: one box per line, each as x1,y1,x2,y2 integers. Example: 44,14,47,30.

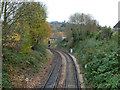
2,2,52,88
2,2,52,53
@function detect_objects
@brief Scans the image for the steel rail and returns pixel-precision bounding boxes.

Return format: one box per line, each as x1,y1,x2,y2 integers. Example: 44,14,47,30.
43,49,62,89
61,52,69,89
62,51,80,89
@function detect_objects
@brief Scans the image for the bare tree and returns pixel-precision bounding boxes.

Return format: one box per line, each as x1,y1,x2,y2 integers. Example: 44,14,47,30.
1,1,23,47
65,13,98,47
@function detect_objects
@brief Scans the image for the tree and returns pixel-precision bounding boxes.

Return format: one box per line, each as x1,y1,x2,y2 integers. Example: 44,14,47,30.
2,1,52,53
65,13,98,48
1,2,23,47
9,2,51,53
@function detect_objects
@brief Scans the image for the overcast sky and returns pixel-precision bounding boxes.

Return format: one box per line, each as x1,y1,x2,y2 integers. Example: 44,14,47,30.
38,0,119,27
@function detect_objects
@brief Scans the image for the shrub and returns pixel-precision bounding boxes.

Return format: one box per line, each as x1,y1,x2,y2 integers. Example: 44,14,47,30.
75,37,120,88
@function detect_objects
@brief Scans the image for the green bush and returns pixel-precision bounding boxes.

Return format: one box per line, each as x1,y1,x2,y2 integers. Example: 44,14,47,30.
74,37,120,88
2,73,13,88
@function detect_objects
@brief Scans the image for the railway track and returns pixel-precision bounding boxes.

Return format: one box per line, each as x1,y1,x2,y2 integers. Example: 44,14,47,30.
43,49,62,88
42,49,80,89
62,51,80,89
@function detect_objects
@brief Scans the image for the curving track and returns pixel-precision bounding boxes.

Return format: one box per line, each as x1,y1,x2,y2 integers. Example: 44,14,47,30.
43,49,62,88
42,49,80,89
62,51,80,89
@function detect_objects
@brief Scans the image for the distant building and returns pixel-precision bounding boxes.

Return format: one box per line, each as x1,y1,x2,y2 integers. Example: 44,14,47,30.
50,37,66,43
113,21,120,34
50,37,58,42
113,21,120,28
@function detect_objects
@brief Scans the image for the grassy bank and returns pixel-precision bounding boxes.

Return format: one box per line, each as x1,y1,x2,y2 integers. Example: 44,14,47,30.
2,45,53,88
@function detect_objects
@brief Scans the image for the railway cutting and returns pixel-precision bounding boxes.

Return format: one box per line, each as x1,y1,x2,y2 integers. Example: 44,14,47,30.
38,49,83,89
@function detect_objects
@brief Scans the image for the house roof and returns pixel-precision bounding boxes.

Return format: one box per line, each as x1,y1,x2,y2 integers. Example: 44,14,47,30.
113,21,120,28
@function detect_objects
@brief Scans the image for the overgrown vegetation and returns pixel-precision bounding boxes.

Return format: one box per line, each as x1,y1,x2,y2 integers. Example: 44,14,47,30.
57,13,120,88
1,2,52,88
74,37,120,88
3,44,50,88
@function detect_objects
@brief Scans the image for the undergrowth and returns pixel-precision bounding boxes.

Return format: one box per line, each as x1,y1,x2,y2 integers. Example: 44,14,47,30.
2,44,52,88
74,37,120,88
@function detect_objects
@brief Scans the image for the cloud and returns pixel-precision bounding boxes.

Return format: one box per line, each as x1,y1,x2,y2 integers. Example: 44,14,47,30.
40,0,119,27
